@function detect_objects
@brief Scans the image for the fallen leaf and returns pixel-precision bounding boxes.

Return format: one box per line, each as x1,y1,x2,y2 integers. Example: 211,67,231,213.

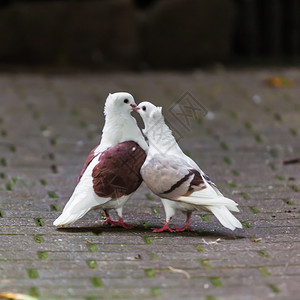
265,76,294,88
0,292,38,300
251,238,262,243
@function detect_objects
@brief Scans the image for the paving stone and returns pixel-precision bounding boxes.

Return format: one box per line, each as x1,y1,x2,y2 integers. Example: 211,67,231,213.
0,69,300,299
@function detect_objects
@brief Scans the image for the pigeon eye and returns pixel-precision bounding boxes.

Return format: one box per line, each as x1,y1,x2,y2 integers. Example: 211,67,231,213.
142,106,146,111
124,99,129,104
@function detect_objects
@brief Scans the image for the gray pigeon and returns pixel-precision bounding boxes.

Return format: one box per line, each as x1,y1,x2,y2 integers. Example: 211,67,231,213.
134,101,242,232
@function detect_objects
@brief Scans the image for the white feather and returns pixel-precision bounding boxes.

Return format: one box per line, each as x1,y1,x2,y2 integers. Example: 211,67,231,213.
53,156,111,226
206,205,243,230
175,178,238,209
176,194,238,207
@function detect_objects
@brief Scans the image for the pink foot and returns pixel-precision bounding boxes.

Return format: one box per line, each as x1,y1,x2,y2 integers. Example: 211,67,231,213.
116,217,135,229
152,222,174,232
172,225,194,232
103,216,134,229
172,212,194,232
102,217,119,226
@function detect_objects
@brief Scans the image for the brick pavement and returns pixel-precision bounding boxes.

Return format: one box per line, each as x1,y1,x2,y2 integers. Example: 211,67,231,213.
0,70,299,299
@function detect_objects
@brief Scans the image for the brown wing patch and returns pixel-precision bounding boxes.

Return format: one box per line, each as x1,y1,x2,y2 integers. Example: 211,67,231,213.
188,170,205,190
77,146,98,183
183,169,206,196
161,169,206,196
92,141,146,199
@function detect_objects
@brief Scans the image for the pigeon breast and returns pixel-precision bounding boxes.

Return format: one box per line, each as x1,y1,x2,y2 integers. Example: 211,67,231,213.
92,141,146,199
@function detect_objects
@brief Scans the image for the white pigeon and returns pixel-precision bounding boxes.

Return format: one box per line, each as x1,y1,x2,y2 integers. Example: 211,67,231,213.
134,101,242,232
53,92,148,228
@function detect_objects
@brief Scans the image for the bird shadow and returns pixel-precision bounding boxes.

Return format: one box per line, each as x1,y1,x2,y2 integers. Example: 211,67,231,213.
56,224,246,239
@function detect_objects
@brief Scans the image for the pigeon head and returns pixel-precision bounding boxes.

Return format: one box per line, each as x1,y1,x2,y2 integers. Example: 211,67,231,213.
135,101,163,125
104,92,137,117
135,101,174,147
134,101,164,138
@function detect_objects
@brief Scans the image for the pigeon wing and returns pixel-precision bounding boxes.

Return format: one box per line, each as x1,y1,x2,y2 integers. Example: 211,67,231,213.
141,154,206,199
142,154,237,207
93,141,146,199
53,141,146,226
181,152,223,196
77,146,99,183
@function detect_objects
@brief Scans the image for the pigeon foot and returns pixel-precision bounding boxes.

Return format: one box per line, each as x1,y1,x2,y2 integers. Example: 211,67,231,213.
102,211,134,228
103,216,134,229
116,217,135,229
152,222,174,232
172,225,194,232
172,212,194,231
102,216,119,226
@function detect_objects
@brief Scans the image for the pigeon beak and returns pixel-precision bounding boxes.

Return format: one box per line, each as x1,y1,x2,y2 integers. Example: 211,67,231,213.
130,104,140,111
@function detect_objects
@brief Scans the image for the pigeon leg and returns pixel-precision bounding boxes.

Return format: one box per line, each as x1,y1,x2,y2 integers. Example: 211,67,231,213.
152,222,175,232
102,210,120,226
172,212,194,232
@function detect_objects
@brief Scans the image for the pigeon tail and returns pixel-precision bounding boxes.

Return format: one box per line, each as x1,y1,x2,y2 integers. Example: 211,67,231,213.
53,184,109,226
175,191,242,230
206,205,243,230
53,206,91,226
177,193,238,207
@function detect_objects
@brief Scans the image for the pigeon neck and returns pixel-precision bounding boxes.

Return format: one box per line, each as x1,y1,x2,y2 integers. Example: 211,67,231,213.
99,113,147,152
144,118,177,153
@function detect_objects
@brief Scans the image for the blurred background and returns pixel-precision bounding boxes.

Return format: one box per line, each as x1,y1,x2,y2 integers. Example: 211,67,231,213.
0,0,300,70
